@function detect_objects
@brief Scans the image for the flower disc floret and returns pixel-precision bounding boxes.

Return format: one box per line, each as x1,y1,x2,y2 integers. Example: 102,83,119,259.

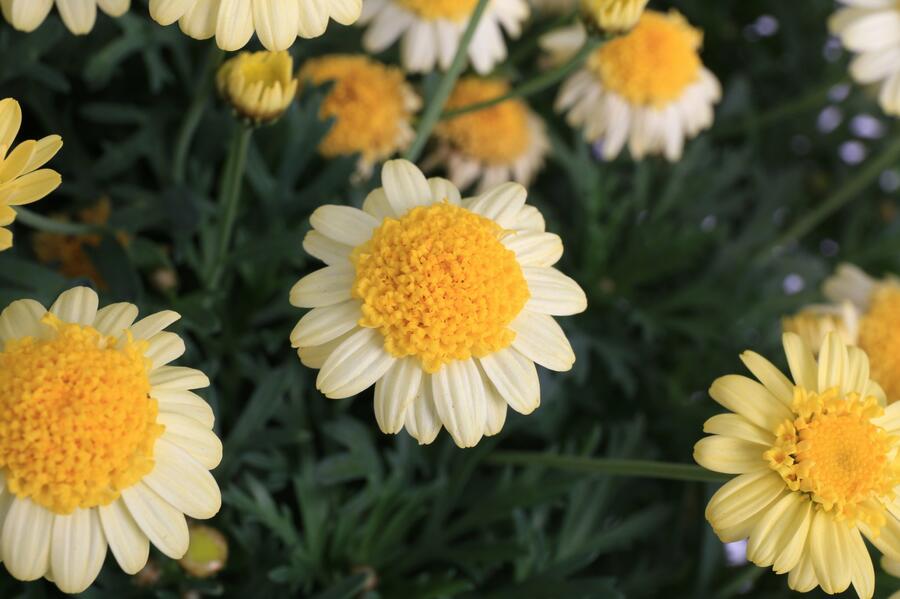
859,286,900,403
0,314,163,514
351,202,530,372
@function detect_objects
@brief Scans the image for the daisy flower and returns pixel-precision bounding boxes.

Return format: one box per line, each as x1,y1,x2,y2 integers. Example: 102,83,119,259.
0,98,62,251
829,0,900,116
298,55,420,174
0,287,222,593
781,301,858,356
428,77,549,193
694,331,900,598
358,0,530,75
217,50,299,125
148,0,362,51
290,160,586,448
551,10,721,161
1,0,128,34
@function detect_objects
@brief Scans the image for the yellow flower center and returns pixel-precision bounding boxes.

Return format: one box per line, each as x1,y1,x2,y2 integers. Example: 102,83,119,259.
765,387,900,530
859,286,900,403
395,0,477,21
300,55,414,162
437,78,532,165
351,203,530,373
0,315,163,514
588,10,703,107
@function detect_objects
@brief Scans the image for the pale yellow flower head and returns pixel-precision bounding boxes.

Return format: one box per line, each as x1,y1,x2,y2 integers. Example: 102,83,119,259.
580,0,648,33
1,0,129,35
217,51,299,125
0,98,63,251
781,302,857,356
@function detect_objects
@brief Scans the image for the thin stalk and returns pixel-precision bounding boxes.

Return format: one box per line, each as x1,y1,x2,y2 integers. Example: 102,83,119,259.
173,44,225,184
403,0,491,162
14,207,103,236
442,37,604,120
487,452,730,483
207,125,252,288
757,133,900,264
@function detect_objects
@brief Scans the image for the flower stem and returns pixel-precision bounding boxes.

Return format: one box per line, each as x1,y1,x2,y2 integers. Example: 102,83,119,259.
487,451,730,483
14,207,103,236
207,125,252,288
173,44,225,185
441,37,605,120
403,0,491,163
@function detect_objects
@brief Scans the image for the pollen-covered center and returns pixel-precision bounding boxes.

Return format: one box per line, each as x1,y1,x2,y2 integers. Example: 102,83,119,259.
588,11,703,107
437,78,531,164
395,0,477,21
300,55,413,162
765,387,900,530
351,202,530,373
859,286,900,403
0,315,163,515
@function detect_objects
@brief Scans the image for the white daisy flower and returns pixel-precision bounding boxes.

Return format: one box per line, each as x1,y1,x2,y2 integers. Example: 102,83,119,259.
551,10,721,161
290,160,586,448
0,287,222,594
358,0,530,75
829,0,900,116
149,0,362,51
427,77,549,193
0,0,128,35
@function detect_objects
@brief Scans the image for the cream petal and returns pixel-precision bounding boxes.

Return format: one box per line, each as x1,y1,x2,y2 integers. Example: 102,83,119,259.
316,328,395,399
862,511,900,561
142,439,221,520
290,300,361,348
810,510,852,594
693,436,768,474
510,311,576,372
50,508,107,594
5,169,61,206
783,332,817,390
98,499,149,575
846,345,871,397
875,401,900,434
216,0,255,50
0,298,46,342
818,332,850,394
310,205,379,246
251,0,299,51
149,366,210,390
1,497,52,580
883,555,900,577
152,389,215,428
92,302,139,337
56,0,97,34
144,332,186,368
523,266,587,316
381,159,431,216
479,347,540,415
361,187,396,220
289,265,354,308
0,98,21,151
404,374,442,445
1,0,53,31
50,286,98,325
428,176,462,205
465,182,527,229
848,526,875,599
788,547,819,593
739,350,794,406
514,204,546,232
297,329,355,369
701,414,775,446
121,482,189,559
302,230,353,265
502,231,564,267
705,470,785,542
374,357,422,434
432,359,487,448
708,375,793,432
158,413,223,469
297,0,328,37
128,310,180,341
97,0,130,17
746,492,811,573
327,0,360,24
178,0,218,38
149,0,194,24
484,382,508,436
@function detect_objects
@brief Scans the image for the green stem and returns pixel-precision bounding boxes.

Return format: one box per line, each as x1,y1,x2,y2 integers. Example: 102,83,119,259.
403,0,491,162
173,44,225,184
207,125,252,288
442,37,604,120
487,452,730,483
14,207,104,236
757,133,900,264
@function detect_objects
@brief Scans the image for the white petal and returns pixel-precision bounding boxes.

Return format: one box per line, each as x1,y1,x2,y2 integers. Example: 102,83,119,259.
1,497,52,580
152,389,215,428
502,231,563,267
0,298,46,342
523,267,587,316
374,357,422,434
150,366,210,390
310,205,379,246
98,499,149,575
51,509,107,594
818,332,850,394
142,439,221,520
158,413,223,469
361,187,397,220
479,347,540,415
303,230,353,265
121,482,189,559
251,0,299,51
216,0,255,50
381,159,432,216
316,328,395,398
289,265,354,308
144,332,186,368
129,310,181,340
510,311,575,372
432,359,487,448
428,176,462,205
93,302,139,337
290,300,361,348
404,375,442,444
484,381,508,436
50,286,98,325
466,182,528,229
783,332,818,390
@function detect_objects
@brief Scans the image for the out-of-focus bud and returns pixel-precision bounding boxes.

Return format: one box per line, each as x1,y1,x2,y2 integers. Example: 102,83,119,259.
580,0,648,33
134,560,162,587
151,266,179,293
781,302,858,355
179,524,229,579
217,51,298,125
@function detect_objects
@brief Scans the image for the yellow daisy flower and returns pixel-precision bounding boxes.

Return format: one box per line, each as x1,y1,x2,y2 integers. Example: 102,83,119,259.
0,287,222,593
290,160,585,448
358,0,530,75
549,10,721,161
1,0,128,34
0,98,62,251
298,55,420,173
217,50,299,125
429,77,549,193
830,0,900,116
694,332,900,599
149,0,362,51
781,302,858,356
581,0,648,32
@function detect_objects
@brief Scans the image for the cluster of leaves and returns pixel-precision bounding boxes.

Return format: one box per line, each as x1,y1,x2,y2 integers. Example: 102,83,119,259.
2,0,900,597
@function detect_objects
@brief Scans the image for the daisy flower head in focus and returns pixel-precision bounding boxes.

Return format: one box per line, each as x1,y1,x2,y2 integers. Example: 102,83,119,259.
217,50,299,125
298,54,421,175
1,0,128,35
428,77,549,193
0,98,62,251
358,0,530,74
830,0,900,116
149,0,362,51
0,287,222,593
550,10,721,161
290,160,586,448
694,331,900,598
